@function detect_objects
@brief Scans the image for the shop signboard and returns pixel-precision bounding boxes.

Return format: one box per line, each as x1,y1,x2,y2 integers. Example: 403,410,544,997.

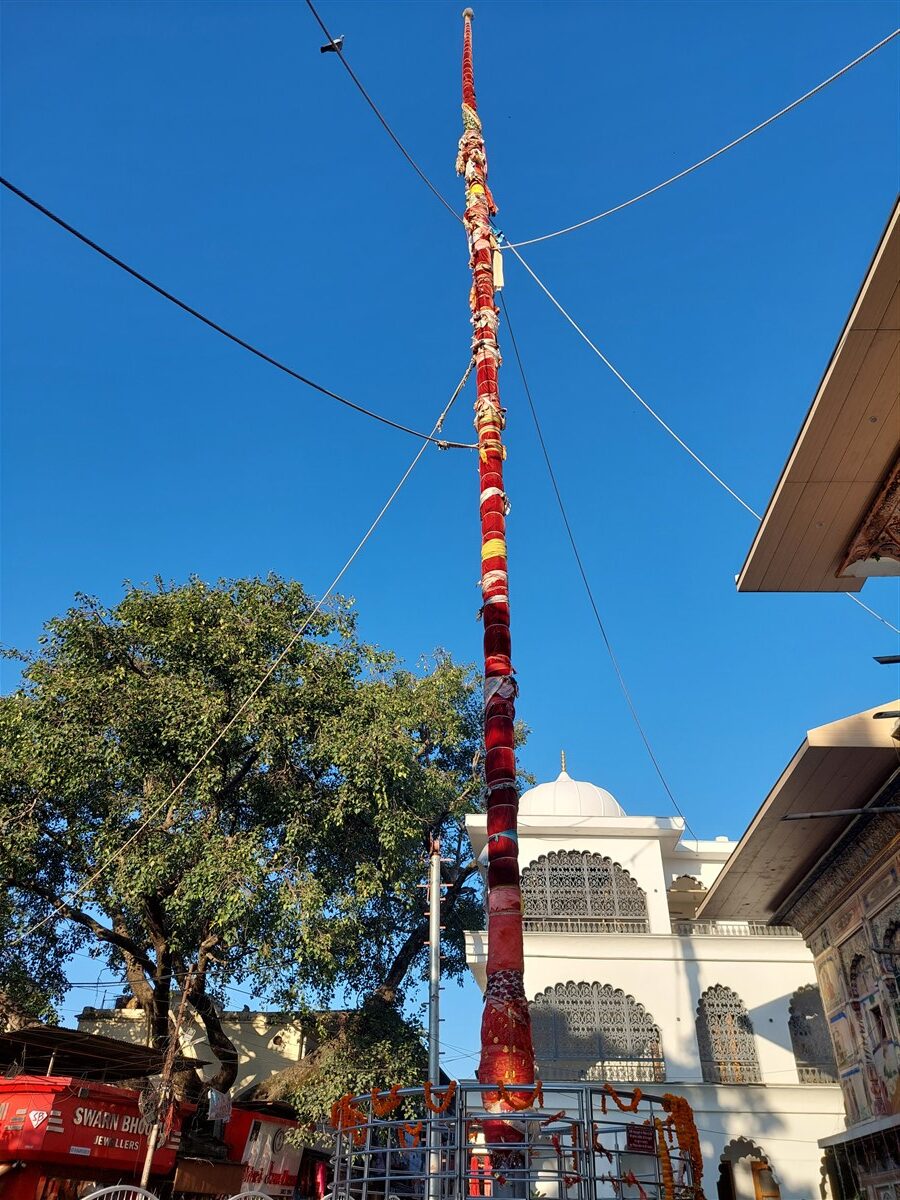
0,1077,180,1175
224,1108,303,1198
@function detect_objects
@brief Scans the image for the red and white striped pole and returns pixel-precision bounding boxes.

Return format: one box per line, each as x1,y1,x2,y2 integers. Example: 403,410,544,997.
457,6,536,1148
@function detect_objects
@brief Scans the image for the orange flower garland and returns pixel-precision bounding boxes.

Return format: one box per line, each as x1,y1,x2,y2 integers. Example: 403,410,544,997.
591,1125,613,1162
654,1117,675,1200
330,1094,367,1146
662,1093,704,1198
600,1083,642,1113
370,1084,403,1118
424,1080,457,1114
403,1120,423,1148
496,1079,544,1110
623,1171,649,1200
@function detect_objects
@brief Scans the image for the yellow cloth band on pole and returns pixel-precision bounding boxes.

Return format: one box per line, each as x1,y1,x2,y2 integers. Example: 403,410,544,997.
482,538,507,560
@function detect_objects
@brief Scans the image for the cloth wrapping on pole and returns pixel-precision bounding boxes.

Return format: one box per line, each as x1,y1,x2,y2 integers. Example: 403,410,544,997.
457,6,536,1158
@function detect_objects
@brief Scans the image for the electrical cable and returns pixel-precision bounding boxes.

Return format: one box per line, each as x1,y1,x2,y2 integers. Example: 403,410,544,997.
504,28,900,249
10,364,473,948
304,0,462,226
502,242,900,636
0,175,475,450
500,293,700,840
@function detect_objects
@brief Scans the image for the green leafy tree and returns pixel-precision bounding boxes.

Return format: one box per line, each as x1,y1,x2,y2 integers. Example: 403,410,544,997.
0,577,495,1094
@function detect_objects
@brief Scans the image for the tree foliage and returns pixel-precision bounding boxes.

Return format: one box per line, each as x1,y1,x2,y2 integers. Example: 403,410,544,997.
0,577,497,1090
260,999,428,1139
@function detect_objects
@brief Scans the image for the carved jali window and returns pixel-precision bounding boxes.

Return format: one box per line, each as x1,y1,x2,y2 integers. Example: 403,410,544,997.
531,981,665,1083
521,851,649,934
696,985,761,1084
788,985,837,1084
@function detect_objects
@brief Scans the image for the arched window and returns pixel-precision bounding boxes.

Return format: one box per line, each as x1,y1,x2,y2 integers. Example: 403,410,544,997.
696,985,761,1084
717,1139,781,1200
788,985,837,1084
521,851,649,933
531,981,665,1082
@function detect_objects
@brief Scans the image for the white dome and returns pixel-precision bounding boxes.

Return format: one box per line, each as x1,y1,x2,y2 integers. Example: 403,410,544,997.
518,769,626,818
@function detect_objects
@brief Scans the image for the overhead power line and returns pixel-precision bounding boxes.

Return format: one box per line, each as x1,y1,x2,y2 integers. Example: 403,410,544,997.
500,293,699,840
10,365,472,948
504,28,900,249
304,0,462,225
503,242,900,637
505,242,759,516
0,175,475,450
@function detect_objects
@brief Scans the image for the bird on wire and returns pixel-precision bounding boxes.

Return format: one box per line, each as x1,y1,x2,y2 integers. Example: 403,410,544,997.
320,34,344,53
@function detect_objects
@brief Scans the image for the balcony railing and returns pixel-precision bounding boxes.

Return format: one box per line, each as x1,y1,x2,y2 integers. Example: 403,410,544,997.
797,1063,839,1085
673,920,800,938
700,1060,763,1085
538,1057,667,1084
523,917,650,935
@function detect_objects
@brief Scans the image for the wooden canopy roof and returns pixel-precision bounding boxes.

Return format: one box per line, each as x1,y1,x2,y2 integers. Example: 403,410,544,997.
697,701,900,923
738,199,900,592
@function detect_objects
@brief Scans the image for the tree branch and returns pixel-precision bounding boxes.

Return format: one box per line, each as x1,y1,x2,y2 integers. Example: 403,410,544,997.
6,878,156,975
372,861,478,1006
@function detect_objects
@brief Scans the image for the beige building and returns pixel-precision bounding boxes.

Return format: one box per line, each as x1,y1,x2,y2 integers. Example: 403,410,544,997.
465,767,844,1200
77,1004,314,1099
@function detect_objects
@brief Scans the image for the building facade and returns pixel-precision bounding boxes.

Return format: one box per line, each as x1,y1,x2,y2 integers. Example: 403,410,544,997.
77,1004,313,1099
701,703,900,1200
465,767,845,1200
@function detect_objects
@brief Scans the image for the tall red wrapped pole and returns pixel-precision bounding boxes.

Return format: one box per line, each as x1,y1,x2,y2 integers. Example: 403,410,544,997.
457,7,536,1145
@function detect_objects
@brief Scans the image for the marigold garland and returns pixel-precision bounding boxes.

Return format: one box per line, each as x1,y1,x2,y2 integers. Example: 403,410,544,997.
424,1080,457,1113
602,1082,642,1113
403,1120,423,1148
662,1093,704,1198
496,1079,543,1110
370,1084,403,1118
591,1125,613,1162
550,1133,581,1189
329,1094,367,1146
623,1170,648,1200
654,1117,675,1200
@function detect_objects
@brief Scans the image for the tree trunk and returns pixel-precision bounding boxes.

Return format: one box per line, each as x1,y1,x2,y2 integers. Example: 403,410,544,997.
186,980,240,1093
0,987,36,1032
457,7,535,1143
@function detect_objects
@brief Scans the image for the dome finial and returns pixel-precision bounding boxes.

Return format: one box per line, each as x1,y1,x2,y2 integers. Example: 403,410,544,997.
560,749,567,774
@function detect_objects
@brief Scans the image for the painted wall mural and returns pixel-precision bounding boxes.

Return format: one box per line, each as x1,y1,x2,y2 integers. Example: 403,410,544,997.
812,865,900,1125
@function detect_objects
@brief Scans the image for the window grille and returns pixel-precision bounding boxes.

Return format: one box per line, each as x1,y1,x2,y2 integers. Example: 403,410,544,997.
531,981,665,1082
788,985,838,1084
696,985,761,1084
521,851,649,934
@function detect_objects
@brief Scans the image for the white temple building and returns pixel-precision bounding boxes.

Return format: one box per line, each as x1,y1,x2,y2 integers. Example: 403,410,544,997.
465,764,846,1200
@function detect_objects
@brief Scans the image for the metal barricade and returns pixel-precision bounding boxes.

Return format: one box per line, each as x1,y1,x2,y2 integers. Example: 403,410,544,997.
328,1080,697,1199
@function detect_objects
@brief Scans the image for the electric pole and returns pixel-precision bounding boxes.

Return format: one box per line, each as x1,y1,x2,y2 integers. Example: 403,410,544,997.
427,838,442,1200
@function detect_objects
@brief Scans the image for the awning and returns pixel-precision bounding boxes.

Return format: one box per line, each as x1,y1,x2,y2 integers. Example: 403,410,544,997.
737,198,900,592
819,1110,900,1148
698,701,899,923
0,1023,208,1081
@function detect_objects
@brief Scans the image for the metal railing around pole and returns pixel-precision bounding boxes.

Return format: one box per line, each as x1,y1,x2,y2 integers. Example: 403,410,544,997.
326,1080,699,1199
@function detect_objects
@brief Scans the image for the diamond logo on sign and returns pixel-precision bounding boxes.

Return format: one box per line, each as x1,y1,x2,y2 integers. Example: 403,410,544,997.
29,1110,49,1128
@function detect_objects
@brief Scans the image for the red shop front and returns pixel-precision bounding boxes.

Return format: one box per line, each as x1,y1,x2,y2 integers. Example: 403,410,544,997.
0,1075,181,1200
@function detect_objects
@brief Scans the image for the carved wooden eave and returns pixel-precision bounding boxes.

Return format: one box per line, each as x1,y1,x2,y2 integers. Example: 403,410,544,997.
839,451,900,577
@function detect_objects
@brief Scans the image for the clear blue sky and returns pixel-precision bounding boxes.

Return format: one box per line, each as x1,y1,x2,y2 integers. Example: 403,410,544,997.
2,0,899,1070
